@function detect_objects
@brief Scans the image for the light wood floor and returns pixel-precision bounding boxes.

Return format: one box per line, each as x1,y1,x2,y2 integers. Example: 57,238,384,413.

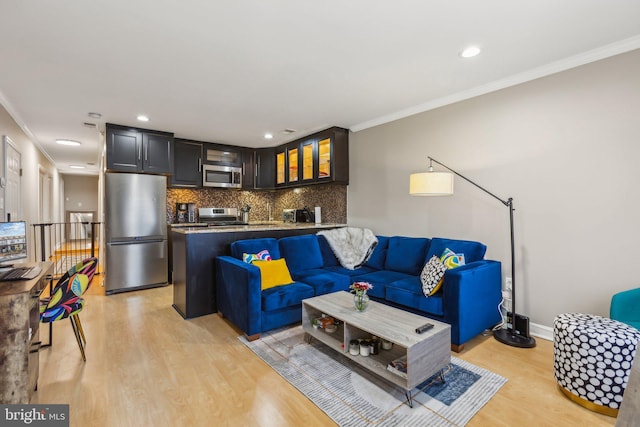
34,280,616,427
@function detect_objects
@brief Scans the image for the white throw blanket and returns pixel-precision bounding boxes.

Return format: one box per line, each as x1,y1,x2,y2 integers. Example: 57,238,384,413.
317,227,378,270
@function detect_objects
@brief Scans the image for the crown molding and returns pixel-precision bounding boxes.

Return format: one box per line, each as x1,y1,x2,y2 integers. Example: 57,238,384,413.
351,35,640,133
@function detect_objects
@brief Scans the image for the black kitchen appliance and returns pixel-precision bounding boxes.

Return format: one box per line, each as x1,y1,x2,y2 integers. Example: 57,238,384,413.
283,208,314,223
176,203,196,223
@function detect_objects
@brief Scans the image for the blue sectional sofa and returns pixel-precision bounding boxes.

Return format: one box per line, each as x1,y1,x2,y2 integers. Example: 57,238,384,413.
215,233,502,351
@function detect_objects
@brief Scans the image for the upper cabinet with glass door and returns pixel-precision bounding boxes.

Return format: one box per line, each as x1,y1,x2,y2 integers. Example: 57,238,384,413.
305,127,349,185
317,137,332,181
275,127,348,188
275,142,300,187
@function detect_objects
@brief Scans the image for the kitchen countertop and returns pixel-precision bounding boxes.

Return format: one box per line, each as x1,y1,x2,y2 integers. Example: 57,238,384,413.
171,222,346,234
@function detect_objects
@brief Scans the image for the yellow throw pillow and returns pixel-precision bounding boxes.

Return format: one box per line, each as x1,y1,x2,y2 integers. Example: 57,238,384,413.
252,258,294,290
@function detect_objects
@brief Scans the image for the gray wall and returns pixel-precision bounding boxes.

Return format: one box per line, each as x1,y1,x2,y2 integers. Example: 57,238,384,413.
348,49,640,333
63,174,99,214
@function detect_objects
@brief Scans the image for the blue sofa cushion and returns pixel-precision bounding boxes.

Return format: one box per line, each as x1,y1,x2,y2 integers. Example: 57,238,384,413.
385,276,445,316
351,270,414,299
385,236,431,275
279,235,324,273
426,238,486,263
365,236,389,270
324,265,376,276
317,235,340,267
231,238,281,260
296,272,350,295
261,282,315,312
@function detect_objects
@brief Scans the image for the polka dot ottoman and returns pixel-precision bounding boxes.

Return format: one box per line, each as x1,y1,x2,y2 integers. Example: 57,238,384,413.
553,313,640,417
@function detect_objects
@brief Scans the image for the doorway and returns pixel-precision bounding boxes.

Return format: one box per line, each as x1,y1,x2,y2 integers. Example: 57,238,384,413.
3,136,21,222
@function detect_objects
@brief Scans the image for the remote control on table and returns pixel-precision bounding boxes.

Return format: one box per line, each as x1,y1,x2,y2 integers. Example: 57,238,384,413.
415,323,434,334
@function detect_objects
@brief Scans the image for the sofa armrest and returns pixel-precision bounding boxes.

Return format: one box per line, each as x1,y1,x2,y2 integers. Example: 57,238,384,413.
215,256,262,336
442,260,502,346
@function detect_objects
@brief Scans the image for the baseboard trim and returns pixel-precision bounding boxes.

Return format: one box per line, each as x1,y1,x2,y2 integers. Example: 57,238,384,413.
530,322,553,342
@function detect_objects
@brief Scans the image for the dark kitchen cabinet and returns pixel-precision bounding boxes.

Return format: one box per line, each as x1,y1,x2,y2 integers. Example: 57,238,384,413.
202,143,243,167
241,147,254,189
255,147,275,189
275,141,302,187
315,127,349,185
106,123,174,174
300,138,316,184
274,127,349,188
171,139,203,187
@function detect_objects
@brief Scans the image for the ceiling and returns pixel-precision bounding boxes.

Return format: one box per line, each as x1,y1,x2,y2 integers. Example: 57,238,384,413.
1,1,639,176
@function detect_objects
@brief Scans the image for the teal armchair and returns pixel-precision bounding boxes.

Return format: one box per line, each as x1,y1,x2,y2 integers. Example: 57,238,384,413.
610,288,640,330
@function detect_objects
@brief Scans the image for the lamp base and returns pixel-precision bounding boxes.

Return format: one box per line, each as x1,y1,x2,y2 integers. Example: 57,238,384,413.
494,328,536,348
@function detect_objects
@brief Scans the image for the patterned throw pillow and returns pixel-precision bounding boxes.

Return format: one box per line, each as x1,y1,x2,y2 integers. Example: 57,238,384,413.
440,247,466,269
420,255,447,297
243,250,272,264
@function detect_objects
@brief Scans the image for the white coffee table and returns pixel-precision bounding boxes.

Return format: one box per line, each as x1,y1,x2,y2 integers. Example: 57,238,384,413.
301,291,451,406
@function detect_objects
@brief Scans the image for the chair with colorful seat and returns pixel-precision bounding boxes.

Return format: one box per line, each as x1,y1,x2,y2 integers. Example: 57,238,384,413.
610,287,640,330
39,257,98,361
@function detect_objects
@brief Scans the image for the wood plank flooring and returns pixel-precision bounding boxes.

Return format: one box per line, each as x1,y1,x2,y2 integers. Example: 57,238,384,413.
33,282,617,427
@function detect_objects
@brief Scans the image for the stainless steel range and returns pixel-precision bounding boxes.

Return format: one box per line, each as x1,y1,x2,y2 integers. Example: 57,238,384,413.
198,207,248,226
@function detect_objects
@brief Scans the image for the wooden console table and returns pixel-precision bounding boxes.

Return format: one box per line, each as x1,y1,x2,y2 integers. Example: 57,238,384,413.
0,261,54,403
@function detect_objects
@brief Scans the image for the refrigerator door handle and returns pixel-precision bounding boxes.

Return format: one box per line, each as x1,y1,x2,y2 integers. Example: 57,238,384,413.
108,239,164,245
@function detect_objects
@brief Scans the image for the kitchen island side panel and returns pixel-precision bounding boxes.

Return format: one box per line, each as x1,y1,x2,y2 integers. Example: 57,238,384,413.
172,225,344,319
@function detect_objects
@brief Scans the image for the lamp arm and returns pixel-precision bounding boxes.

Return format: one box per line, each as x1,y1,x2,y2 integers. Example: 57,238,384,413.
427,157,510,207
428,156,520,333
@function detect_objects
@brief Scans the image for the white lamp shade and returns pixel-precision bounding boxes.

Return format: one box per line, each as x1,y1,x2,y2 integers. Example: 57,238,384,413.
409,172,454,196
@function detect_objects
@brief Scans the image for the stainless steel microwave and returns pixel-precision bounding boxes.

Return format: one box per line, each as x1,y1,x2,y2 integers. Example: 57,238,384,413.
202,164,242,188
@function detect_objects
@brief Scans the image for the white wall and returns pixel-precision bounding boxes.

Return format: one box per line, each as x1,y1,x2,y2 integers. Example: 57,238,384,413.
348,49,640,330
0,103,62,259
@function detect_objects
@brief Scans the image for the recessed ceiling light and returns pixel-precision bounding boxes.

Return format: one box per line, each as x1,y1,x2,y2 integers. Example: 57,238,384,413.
88,112,102,119
56,139,81,146
460,46,481,58
137,115,149,122
69,165,86,169
264,133,273,140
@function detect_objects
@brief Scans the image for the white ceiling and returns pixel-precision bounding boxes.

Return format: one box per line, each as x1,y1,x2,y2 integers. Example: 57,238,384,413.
1,1,639,175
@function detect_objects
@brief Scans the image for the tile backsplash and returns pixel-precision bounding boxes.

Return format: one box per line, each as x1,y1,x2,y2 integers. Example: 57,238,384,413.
167,184,347,224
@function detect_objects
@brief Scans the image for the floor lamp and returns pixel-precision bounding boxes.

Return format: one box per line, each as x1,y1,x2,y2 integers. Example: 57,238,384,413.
409,157,535,348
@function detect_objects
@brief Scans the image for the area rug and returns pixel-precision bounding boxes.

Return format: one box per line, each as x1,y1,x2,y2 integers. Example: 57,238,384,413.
241,326,507,427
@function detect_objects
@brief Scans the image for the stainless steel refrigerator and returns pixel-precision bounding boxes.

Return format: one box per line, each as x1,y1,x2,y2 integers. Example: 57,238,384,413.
105,173,168,294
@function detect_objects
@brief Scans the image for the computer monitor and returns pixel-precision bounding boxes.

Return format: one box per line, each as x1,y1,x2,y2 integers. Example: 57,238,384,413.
0,221,28,267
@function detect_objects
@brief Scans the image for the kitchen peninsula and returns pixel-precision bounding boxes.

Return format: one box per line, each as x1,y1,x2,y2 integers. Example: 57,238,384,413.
171,222,345,319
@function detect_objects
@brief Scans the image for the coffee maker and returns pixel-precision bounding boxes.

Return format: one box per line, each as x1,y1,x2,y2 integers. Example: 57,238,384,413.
176,203,196,223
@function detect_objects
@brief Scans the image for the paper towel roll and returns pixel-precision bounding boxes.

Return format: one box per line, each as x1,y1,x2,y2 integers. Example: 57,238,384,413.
314,206,321,224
